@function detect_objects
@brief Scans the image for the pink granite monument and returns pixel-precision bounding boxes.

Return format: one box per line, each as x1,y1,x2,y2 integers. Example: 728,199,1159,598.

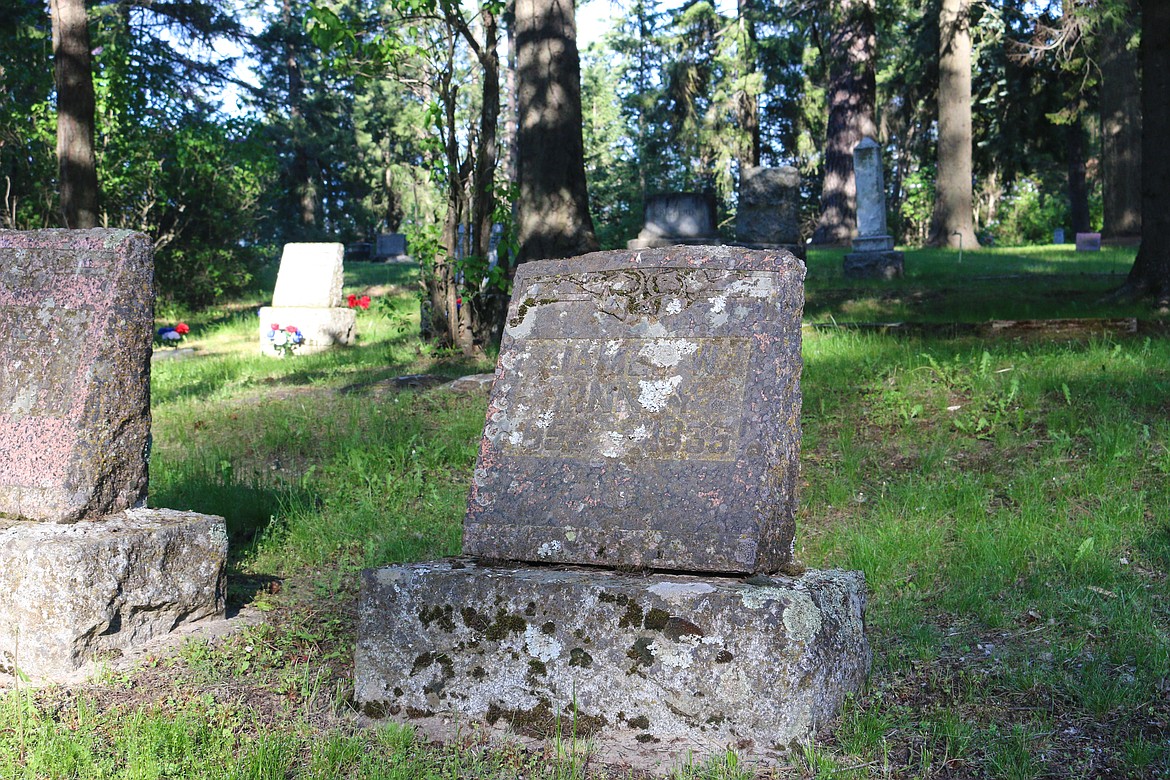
0,229,226,681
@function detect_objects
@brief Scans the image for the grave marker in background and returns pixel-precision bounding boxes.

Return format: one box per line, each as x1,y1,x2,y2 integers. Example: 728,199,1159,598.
736,166,806,260
627,193,720,249
843,137,904,279
259,243,356,356
1076,232,1102,252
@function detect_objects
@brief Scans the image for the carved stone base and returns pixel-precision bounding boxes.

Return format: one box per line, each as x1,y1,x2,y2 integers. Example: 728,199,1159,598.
258,306,356,356
0,509,227,681
355,559,870,769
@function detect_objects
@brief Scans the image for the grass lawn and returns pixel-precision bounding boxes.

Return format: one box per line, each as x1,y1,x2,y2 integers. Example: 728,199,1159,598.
2,247,1168,778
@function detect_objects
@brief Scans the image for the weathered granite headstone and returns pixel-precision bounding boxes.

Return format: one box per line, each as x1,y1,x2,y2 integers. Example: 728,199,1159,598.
0,230,151,523
627,193,720,249
0,229,226,681
735,166,806,260
464,247,803,573
843,137,904,279
258,243,356,355
356,246,870,769
1076,232,1102,252
1054,228,1066,244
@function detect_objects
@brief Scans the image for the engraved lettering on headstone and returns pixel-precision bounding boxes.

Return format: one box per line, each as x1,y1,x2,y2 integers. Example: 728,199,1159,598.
497,337,750,462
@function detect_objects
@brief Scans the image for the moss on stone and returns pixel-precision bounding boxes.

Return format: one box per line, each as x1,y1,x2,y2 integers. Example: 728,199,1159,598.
627,714,650,729
418,604,455,632
643,608,669,630
569,647,593,668
626,637,654,668
484,608,526,641
486,698,607,739
541,621,556,635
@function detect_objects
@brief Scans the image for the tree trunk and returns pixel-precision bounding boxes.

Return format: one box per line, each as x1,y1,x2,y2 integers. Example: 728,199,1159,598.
51,0,98,228
466,5,507,351
514,0,599,264
734,0,760,172
1099,3,1142,240
283,0,318,234
927,0,980,249
811,0,877,246
1066,119,1090,234
1122,0,1170,302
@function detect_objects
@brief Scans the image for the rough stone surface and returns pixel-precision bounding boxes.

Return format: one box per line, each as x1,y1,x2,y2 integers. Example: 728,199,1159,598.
0,229,153,524
356,559,870,765
463,246,804,573
0,508,228,680
258,306,356,355
628,194,720,249
843,250,905,280
736,166,801,246
271,243,345,308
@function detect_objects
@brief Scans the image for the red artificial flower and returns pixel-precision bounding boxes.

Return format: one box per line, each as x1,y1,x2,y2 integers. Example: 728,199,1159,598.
285,325,299,334
270,323,280,331
358,295,371,309
347,293,357,308
175,322,190,335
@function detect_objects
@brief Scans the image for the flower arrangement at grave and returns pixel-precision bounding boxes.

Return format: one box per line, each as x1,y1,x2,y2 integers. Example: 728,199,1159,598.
266,323,305,356
347,293,371,310
155,322,189,348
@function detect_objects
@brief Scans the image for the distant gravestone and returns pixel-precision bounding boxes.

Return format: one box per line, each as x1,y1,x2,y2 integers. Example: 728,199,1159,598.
375,233,407,259
0,229,152,523
1054,228,1066,244
627,193,720,249
463,246,803,574
736,166,804,259
843,137,904,279
271,243,345,308
0,229,226,681
259,243,355,356
1076,232,1102,252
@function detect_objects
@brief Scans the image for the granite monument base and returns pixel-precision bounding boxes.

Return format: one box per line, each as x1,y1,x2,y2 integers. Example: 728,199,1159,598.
258,306,356,356
0,509,228,680
356,559,869,767
843,251,904,280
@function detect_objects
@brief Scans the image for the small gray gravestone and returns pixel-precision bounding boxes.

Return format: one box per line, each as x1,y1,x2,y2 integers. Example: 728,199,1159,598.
843,137,904,279
1054,228,1066,244
464,246,802,573
0,229,226,681
627,193,720,249
259,243,355,356
735,166,806,260
375,233,408,259
356,246,870,768
1076,232,1102,252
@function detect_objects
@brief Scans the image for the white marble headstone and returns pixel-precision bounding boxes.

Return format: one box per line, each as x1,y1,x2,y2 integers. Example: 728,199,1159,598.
272,243,344,308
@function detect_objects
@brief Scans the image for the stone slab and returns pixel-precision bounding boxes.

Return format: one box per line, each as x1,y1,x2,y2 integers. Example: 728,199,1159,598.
0,229,152,523
736,166,801,246
464,246,804,574
628,193,719,249
376,233,408,258
271,243,345,308
851,234,895,253
843,250,904,280
258,306,356,356
1075,232,1102,252
355,559,870,766
0,508,227,680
